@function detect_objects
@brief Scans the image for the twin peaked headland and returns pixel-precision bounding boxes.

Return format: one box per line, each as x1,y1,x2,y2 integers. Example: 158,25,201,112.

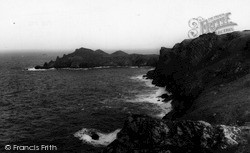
35,48,159,69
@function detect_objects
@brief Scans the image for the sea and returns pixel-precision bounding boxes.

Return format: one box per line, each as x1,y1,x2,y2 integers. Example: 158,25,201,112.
0,52,171,153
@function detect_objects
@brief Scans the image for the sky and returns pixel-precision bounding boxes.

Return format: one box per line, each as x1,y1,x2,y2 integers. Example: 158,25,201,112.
0,0,250,54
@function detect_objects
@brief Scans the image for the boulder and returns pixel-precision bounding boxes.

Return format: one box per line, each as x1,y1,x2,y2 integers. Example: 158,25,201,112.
91,132,99,140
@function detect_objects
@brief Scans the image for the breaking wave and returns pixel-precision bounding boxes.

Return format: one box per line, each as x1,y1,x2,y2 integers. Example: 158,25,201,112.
74,128,121,147
129,75,172,118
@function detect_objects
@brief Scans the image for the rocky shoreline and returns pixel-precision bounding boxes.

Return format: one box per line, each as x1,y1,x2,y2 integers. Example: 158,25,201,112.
103,31,250,153
103,114,250,153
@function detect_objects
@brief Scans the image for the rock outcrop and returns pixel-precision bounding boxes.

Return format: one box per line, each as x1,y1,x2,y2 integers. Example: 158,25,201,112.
35,48,159,69
103,115,250,153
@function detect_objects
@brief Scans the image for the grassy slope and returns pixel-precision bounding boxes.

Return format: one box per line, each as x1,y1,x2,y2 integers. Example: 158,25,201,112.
181,73,250,126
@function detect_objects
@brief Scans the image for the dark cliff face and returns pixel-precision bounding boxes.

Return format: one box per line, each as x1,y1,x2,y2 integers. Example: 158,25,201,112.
35,48,159,69
148,31,250,120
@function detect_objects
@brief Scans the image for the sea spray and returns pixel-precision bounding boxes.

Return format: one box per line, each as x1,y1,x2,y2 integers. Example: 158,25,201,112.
129,75,172,118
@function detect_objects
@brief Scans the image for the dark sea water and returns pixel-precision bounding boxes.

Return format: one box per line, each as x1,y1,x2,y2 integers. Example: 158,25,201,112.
0,53,171,153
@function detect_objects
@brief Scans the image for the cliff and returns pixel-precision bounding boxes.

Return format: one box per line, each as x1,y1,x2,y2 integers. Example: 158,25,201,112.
148,31,250,123
35,48,158,69
103,31,250,153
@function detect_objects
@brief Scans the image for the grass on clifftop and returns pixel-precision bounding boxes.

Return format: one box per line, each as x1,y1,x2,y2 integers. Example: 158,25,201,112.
182,73,250,126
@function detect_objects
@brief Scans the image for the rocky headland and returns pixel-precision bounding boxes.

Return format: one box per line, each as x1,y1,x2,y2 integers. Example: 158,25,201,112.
103,31,250,153
35,48,159,69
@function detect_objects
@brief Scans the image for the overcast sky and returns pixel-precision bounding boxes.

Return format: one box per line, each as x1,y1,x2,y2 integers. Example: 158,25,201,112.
0,0,250,53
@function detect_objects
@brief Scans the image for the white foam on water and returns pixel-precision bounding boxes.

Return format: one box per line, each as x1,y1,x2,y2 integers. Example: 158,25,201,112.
130,75,155,87
27,67,55,71
32,66,110,71
63,66,110,70
130,66,139,68
62,68,89,70
74,128,121,147
92,66,111,69
27,66,147,71
129,75,172,118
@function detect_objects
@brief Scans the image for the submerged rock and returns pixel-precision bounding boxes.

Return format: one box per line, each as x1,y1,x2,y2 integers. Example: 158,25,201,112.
103,115,249,153
91,132,99,140
159,94,173,102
